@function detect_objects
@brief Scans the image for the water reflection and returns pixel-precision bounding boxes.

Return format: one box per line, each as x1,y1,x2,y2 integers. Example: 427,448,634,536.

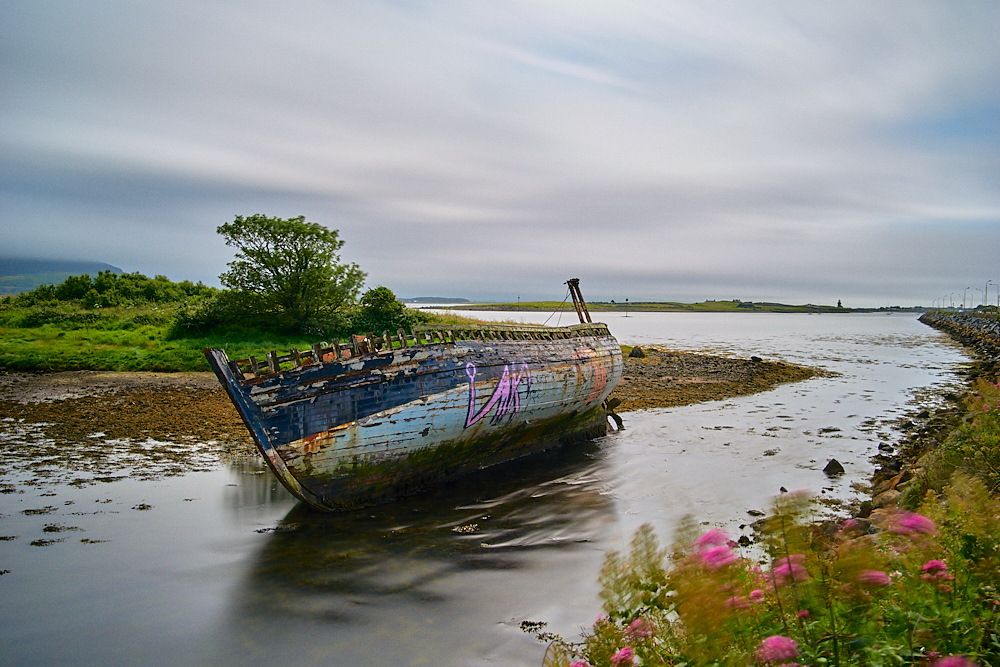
237,440,612,613
223,458,296,513
221,440,616,665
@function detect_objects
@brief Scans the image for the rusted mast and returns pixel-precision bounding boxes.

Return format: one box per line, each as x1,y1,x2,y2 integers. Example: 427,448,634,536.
566,278,592,324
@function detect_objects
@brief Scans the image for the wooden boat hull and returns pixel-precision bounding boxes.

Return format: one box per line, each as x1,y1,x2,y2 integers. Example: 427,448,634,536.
205,324,622,511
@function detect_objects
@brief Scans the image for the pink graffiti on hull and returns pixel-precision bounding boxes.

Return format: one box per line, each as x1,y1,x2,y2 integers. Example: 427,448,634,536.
464,362,531,428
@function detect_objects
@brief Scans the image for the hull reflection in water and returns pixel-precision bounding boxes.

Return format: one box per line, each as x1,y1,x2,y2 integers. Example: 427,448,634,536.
222,440,616,664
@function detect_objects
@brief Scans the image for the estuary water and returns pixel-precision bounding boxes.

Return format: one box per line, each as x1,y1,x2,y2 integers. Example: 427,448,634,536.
0,312,971,666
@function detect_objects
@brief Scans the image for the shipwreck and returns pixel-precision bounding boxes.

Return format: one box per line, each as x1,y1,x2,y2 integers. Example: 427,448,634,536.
204,279,623,511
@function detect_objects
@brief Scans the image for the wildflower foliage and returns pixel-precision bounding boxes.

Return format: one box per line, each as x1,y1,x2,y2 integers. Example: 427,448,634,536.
537,480,1000,666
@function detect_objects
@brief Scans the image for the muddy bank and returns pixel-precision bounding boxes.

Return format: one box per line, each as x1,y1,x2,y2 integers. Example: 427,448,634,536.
610,347,820,412
0,351,817,490
0,371,252,489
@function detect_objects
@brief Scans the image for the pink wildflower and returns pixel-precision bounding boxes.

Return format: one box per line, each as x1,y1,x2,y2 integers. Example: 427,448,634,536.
701,545,738,569
570,661,592,667
772,554,809,585
921,559,954,586
932,656,977,667
755,635,799,664
626,617,654,639
857,570,891,586
797,609,810,619
695,528,731,548
922,560,948,575
750,589,766,603
890,511,938,536
610,646,635,666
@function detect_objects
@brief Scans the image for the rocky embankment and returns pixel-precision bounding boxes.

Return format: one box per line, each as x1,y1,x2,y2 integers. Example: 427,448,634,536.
919,311,1000,358
862,312,1000,514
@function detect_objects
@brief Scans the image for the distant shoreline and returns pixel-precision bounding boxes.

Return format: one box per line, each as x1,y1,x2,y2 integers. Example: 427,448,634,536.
436,301,926,314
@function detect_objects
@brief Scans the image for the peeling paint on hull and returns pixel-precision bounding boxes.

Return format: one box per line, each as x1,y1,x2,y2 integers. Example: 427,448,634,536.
205,325,623,511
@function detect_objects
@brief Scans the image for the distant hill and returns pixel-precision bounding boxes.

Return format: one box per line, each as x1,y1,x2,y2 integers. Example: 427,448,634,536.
0,258,123,296
403,297,471,304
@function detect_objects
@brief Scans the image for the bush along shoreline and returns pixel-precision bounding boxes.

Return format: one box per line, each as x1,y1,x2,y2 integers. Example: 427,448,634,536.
526,314,1000,667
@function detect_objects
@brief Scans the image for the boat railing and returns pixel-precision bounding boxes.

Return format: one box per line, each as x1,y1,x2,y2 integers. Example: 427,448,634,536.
225,322,611,381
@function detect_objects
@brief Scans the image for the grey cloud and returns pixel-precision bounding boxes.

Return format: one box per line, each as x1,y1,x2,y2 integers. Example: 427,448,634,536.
1,1,998,306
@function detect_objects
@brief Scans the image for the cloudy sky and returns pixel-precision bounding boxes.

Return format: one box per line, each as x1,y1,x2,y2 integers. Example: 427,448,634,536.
2,2,998,306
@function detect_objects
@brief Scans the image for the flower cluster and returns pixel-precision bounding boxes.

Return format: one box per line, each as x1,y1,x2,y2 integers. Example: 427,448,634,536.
755,635,799,664
535,476,999,667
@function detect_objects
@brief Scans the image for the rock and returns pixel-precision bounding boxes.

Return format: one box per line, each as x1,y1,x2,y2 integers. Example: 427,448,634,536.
857,500,873,518
878,442,893,452
737,535,751,547
751,356,762,363
628,346,645,358
823,458,846,476
872,489,901,509
747,509,765,517
873,475,897,496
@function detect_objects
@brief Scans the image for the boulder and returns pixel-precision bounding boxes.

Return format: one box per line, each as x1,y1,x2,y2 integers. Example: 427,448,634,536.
823,458,846,476
873,489,901,509
628,346,646,358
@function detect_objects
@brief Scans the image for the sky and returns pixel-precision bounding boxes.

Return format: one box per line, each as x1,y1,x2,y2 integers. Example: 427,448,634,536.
2,1,999,307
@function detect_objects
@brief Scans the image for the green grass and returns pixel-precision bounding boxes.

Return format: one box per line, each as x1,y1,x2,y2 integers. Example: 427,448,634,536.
0,302,492,372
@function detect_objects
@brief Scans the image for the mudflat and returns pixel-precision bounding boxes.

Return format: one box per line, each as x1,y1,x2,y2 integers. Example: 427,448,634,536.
1,349,817,441
612,347,819,412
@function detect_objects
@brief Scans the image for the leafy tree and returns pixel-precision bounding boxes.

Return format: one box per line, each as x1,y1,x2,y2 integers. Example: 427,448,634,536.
217,214,366,331
352,286,419,333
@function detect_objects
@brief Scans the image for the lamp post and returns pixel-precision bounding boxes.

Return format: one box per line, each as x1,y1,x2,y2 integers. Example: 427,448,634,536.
987,280,994,308
975,288,984,309
964,287,971,309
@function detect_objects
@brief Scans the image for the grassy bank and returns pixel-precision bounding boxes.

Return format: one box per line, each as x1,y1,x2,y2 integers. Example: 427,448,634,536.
0,301,485,372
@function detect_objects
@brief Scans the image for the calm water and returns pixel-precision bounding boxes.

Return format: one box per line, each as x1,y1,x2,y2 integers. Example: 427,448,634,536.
0,313,970,666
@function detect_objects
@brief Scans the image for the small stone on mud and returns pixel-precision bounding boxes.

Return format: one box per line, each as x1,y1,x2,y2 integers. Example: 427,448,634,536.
131,503,153,511
747,509,765,517
823,458,846,476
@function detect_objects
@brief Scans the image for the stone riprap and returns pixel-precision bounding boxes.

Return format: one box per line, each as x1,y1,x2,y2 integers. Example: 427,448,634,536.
919,311,1000,358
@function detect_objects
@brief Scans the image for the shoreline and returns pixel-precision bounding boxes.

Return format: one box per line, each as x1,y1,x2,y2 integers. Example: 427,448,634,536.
859,313,999,516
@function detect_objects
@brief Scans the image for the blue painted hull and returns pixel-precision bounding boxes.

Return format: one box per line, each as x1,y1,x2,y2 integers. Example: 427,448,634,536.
205,324,622,511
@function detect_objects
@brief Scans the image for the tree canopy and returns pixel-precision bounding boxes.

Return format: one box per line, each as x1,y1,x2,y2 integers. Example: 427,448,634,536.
217,214,366,331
